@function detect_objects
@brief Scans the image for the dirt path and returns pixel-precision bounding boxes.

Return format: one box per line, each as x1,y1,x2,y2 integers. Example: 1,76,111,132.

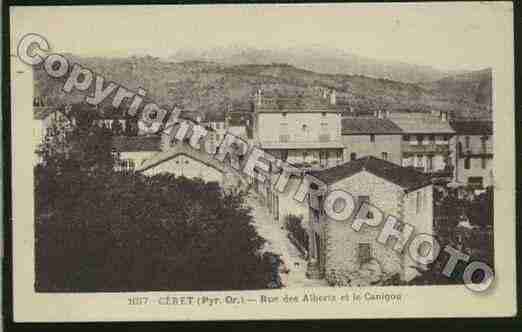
247,195,328,288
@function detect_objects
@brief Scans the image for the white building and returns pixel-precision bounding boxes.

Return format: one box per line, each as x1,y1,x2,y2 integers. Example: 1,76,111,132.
252,90,345,169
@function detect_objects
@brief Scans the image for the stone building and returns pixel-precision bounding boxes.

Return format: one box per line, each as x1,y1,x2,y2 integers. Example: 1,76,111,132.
341,115,403,165
252,90,345,170
450,120,493,189
388,112,455,183
111,136,162,171
136,141,248,190
307,156,433,285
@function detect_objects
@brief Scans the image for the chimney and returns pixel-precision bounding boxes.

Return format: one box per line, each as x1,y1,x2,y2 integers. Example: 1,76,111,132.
255,88,263,106
329,90,337,105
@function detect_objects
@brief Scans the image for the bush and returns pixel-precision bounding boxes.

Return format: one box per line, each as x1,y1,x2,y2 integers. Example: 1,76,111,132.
34,119,274,292
284,214,309,253
35,169,274,291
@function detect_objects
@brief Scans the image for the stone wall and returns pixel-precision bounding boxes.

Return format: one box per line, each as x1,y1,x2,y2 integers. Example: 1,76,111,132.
319,171,405,285
342,134,402,166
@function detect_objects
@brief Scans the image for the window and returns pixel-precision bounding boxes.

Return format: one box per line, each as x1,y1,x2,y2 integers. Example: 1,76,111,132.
468,177,484,188
322,112,327,117
357,196,373,219
319,150,328,167
464,157,471,170
370,134,375,143
417,135,424,144
416,191,422,214
281,150,288,162
320,122,328,130
465,136,470,149
337,150,343,163
381,152,388,161
427,156,433,171
481,136,488,151
303,151,309,160
302,124,308,132
358,243,372,265
481,157,486,169
416,154,424,167
350,153,357,161
429,135,435,143
282,112,287,117
403,135,410,142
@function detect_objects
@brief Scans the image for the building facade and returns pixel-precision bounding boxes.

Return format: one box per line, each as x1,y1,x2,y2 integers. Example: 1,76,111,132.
308,156,434,285
111,136,162,171
450,120,494,188
341,115,403,165
388,112,455,183
253,90,345,170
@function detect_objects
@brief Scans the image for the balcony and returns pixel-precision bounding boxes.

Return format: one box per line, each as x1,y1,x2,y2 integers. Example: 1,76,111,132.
458,146,493,158
402,141,450,154
427,166,455,183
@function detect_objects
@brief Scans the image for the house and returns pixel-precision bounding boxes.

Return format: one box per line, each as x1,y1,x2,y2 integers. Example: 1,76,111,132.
136,141,248,190
450,120,493,189
111,136,162,171
33,106,72,146
252,89,345,170
341,115,403,165
388,111,456,183
307,156,434,285
94,108,129,134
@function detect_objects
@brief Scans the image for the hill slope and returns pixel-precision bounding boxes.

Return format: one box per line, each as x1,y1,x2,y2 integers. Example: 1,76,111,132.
34,55,492,120
169,45,466,83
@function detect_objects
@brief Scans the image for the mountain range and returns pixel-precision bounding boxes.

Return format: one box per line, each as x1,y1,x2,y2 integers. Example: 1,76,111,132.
34,50,492,121
169,45,469,84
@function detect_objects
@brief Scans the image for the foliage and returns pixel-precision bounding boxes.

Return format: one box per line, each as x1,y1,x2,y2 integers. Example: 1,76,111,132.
284,214,309,253
35,119,273,291
415,187,494,286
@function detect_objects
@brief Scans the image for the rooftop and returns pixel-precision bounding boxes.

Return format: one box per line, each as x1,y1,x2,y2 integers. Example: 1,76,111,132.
310,156,431,191
137,141,227,174
450,120,493,135
342,117,403,135
388,113,455,134
255,95,344,113
112,136,162,152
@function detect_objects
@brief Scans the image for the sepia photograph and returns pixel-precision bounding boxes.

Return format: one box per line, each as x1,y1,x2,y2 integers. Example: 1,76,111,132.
8,2,516,321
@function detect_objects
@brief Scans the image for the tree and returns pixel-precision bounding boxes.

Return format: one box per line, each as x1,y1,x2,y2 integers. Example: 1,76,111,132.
35,119,274,291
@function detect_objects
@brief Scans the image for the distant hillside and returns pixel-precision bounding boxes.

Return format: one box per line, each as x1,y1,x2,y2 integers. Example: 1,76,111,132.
169,45,466,83
420,68,492,117
34,54,492,120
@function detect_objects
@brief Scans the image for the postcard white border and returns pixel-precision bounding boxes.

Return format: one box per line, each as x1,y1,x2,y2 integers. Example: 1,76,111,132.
10,2,517,321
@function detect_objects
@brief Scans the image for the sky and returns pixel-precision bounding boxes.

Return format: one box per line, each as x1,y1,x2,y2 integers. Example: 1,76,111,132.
10,2,513,71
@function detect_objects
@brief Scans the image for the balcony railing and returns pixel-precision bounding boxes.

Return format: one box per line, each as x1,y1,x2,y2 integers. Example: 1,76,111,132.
458,146,493,158
402,142,450,154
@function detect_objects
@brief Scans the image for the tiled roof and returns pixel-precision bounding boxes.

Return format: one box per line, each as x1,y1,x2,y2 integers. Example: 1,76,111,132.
112,136,162,152
388,113,455,134
255,96,343,113
260,141,345,149
137,141,226,173
310,156,431,191
342,117,403,135
450,121,493,135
